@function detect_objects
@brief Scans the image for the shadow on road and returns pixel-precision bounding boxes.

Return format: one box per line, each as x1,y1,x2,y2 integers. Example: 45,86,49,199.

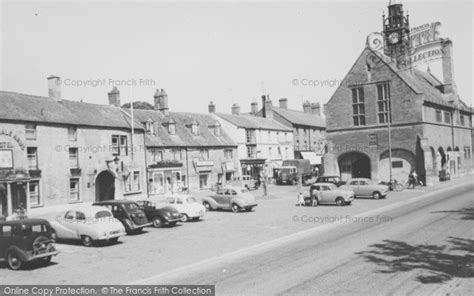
431,208,474,221
356,237,474,283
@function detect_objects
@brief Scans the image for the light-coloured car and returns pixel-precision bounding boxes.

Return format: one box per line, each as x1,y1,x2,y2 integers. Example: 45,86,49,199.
161,195,206,222
230,175,259,190
307,182,355,206
345,178,389,199
49,206,126,246
203,186,258,213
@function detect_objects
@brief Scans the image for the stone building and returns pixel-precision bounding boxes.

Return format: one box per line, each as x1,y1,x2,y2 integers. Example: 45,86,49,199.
129,90,239,196
210,101,294,180
255,96,326,172
0,77,147,218
324,1,473,184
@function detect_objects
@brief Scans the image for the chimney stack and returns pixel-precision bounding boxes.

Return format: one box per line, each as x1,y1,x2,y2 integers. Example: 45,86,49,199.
303,101,312,113
47,75,61,101
250,101,258,115
157,89,169,115
264,98,273,120
208,101,216,113
108,86,121,107
153,89,161,110
441,39,456,94
279,98,288,109
231,103,240,115
311,102,321,116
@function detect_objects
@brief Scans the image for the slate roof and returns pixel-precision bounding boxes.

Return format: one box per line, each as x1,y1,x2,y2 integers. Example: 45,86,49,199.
129,109,237,148
214,113,293,132
368,48,471,112
0,91,143,130
270,106,326,128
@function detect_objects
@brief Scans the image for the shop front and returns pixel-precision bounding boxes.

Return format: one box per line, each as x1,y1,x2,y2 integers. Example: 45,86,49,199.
240,159,266,180
0,170,31,218
194,160,215,190
222,161,236,183
148,161,186,195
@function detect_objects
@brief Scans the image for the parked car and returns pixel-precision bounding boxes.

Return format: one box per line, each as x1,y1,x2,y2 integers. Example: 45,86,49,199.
231,175,259,190
93,200,152,234
306,183,355,206
345,178,389,199
0,219,59,270
136,200,182,228
203,186,258,213
162,194,206,222
315,176,346,187
49,206,126,246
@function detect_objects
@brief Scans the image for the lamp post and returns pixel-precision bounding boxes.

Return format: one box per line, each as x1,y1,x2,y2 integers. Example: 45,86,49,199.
387,84,393,182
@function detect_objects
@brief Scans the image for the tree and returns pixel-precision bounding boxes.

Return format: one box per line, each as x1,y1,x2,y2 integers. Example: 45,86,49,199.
121,101,154,110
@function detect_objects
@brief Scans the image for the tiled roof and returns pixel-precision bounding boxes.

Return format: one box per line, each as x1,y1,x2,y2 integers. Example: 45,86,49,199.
271,106,326,128
215,113,293,132
369,49,471,112
0,91,144,130
129,109,237,148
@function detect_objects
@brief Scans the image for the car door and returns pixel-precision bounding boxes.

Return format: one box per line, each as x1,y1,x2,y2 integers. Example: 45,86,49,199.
319,185,331,203
0,225,12,258
61,210,79,239
75,211,88,238
348,180,360,196
358,180,370,196
213,188,225,208
226,189,238,208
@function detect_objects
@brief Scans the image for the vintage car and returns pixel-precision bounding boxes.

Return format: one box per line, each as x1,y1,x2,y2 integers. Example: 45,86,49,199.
306,182,355,206
161,194,206,222
315,176,346,187
93,200,152,234
345,178,389,199
136,200,182,228
230,175,259,190
49,206,126,246
0,219,59,270
203,186,258,213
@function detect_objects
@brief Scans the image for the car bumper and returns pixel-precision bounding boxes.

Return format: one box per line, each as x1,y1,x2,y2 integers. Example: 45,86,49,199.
165,217,182,223
344,196,355,202
98,232,126,240
25,250,60,262
131,222,153,229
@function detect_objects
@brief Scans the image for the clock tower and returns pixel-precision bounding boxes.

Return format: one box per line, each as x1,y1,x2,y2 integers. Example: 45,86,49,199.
383,0,410,68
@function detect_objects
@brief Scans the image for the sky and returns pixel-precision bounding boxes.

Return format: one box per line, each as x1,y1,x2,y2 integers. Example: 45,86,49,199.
1,0,473,114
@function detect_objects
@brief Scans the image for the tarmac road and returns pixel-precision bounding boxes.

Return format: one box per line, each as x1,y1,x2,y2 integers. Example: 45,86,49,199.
146,183,474,296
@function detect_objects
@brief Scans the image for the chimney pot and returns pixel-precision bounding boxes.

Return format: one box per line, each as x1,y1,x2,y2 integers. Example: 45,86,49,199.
311,102,321,115
303,101,312,113
108,87,121,107
250,101,258,115
208,101,216,113
231,103,240,115
264,98,273,120
279,98,288,109
47,75,61,101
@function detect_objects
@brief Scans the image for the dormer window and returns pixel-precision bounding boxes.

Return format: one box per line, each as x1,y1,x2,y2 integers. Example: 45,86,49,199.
162,117,176,135
209,121,221,137
187,120,200,136
145,119,154,134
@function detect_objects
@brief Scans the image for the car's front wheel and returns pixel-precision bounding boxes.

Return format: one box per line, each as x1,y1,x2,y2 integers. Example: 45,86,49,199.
181,214,189,222
336,197,345,206
152,217,164,228
7,251,23,270
81,235,93,247
231,203,240,213
203,201,212,211
372,192,381,199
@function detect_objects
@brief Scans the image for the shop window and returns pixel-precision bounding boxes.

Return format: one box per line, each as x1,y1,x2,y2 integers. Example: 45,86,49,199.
199,174,210,189
25,124,37,140
377,83,391,124
68,127,77,141
150,172,165,194
69,179,80,201
352,87,365,126
69,148,78,168
125,171,141,193
29,181,40,206
27,147,38,169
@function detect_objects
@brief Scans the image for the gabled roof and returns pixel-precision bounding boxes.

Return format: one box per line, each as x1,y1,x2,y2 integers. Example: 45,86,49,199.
0,91,144,130
269,106,325,128
214,113,293,132
129,109,237,148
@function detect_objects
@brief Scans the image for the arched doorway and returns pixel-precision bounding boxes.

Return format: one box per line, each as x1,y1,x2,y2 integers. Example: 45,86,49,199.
379,149,416,182
96,171,115,201
338,152,371,181
438,147,446,168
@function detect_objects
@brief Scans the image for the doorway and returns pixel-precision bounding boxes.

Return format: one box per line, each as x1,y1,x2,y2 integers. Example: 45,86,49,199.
96,171,115,201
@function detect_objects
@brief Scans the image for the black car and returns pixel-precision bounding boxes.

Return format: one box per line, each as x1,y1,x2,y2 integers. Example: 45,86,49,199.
93,200,152,234
315,176,346,187
0,219,59,270
136,200,182,228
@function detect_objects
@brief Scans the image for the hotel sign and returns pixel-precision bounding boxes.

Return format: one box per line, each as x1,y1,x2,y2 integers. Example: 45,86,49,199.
0,130,25,150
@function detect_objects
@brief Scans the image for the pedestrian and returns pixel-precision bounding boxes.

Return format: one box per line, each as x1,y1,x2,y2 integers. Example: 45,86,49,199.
262,175,268,197
312,187,320,207
408,170,415,189
297,191,304,206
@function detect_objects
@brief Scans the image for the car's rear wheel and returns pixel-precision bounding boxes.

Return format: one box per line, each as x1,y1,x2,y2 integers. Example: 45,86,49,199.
372,192,381,199
7,251,23,270
203,201,212,211
152,217,164,228
231,203,240,213
336,197,345,206
81,235,93,247
181,214,189,222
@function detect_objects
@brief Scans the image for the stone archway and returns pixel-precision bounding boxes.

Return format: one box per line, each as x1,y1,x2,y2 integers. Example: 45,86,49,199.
338,152,371,181
379,149,416,182
438,147,446,168
96,170,115,201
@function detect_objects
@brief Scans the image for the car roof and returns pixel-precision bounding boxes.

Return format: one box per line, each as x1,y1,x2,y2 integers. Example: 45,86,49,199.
94,200,137,205
66,205,112,215
318,176,340,178
312,182,335,186
0,218,49,226
220,186,244,190
163,194,195,198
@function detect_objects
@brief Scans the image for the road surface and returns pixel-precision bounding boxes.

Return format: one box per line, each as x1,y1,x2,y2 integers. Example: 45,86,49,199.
142,183,474,296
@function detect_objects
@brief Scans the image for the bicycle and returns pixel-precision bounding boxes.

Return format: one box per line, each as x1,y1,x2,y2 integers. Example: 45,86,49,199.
385,179,404,192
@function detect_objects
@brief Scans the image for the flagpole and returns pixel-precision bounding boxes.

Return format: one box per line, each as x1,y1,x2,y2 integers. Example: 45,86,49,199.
129,69,134,161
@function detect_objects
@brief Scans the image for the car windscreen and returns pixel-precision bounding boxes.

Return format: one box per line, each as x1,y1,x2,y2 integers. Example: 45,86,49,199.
21,224,48,235
95,211,112,219
124,203,139,211
186,197,197,203
328,184,337,190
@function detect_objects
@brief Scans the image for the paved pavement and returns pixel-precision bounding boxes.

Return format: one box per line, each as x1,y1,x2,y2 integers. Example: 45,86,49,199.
1,175,472,289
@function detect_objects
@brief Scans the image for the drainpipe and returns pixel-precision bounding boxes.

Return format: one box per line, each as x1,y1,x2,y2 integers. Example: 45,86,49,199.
186,148,190,194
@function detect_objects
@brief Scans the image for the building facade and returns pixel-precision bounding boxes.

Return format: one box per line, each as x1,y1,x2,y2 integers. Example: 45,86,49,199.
211,101,294,180
0,78,147,218
255,96,326,172
130,90,239,196
324,1,473,184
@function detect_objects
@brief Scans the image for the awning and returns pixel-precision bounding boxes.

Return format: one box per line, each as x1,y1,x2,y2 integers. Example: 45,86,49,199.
300,152,322,165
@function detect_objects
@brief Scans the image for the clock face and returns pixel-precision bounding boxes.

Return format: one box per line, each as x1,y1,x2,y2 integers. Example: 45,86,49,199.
388,32,400,44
